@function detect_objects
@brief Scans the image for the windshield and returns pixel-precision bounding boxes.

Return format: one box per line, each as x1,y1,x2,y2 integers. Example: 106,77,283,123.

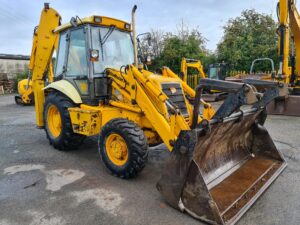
91,26,134,74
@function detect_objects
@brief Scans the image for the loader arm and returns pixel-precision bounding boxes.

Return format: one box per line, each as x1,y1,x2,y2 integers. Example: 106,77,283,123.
29,4,61,127
107,66,191,150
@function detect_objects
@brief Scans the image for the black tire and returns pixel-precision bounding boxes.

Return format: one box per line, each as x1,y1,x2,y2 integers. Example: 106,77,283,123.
44,92,85,150
98,119,148,179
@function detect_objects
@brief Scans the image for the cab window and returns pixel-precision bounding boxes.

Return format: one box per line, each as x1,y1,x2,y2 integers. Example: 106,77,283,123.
66,28,88,76
55,32,67,76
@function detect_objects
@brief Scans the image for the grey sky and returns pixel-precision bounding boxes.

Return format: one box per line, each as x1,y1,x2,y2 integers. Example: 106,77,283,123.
0,0,296,55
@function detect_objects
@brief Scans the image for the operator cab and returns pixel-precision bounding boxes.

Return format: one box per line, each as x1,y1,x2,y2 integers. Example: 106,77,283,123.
207,63,227,80
54,16,134,105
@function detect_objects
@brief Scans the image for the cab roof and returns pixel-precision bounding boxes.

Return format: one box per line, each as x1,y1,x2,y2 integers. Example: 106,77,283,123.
54,15,131,33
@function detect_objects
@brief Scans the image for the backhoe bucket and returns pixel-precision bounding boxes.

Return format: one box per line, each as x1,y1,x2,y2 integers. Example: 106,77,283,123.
157,79,287,225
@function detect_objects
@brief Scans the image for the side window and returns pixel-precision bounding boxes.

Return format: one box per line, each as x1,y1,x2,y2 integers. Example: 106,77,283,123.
66,28,88,76
55,32,67,76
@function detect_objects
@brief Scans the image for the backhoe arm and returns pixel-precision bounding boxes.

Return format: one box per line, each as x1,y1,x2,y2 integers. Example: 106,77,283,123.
288,0,300,83
29,3,61,127
181,58,206,81
278,0,290,78
278,0,300,84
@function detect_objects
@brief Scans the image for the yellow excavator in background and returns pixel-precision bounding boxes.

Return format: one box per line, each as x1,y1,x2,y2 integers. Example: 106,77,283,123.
236,0,300,116
15,59,54,105
179,57,206,88
177,58,227,101
15,78,33,105
267,0,300,115
27,3,286,225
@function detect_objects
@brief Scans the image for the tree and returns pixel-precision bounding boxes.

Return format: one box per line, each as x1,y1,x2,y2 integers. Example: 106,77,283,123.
217,9,278,73
148,22,208,74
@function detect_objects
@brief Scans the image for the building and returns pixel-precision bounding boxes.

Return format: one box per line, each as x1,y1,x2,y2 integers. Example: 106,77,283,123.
0,54,30,80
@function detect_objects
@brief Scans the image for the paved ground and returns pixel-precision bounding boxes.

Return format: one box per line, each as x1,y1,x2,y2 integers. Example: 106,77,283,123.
0,94,299,225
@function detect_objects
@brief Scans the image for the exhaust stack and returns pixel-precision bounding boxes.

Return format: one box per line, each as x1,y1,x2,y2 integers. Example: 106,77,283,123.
131,5,138,67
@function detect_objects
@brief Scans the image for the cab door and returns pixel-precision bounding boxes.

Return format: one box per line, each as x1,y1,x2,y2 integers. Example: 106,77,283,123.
65,28,90,98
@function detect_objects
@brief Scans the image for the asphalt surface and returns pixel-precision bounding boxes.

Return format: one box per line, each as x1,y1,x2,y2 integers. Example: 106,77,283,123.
0,94,299,225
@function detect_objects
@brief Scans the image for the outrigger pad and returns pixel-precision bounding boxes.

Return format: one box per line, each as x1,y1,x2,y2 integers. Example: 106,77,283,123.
157,109,287,225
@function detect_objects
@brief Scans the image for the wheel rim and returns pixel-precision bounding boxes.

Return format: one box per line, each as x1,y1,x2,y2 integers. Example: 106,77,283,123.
105,133,128,166
47,104,62,138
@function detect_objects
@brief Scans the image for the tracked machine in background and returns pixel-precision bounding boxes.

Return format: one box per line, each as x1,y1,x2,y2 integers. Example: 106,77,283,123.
28,3,286,225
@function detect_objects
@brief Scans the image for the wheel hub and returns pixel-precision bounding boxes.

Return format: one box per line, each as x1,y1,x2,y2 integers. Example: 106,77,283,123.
47,104,62,138
106,134,128,166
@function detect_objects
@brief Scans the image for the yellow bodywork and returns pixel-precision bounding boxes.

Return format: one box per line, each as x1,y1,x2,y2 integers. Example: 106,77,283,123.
277,0,300,86
17,79,33,104
29,5,215,151
29,7,61,127
54,15,131,33
44,80,83,104
65,66,215,149
68,107,100,136
28,7,132,128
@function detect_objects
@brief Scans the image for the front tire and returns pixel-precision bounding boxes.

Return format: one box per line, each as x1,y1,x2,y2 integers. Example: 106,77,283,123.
98,119,148,179
44,92,85,150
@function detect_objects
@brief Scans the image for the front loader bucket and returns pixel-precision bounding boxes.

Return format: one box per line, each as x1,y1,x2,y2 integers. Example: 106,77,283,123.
157,79,287,225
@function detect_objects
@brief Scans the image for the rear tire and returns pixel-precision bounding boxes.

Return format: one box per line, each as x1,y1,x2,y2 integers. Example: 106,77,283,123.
98,119,148,179
44,92,85,150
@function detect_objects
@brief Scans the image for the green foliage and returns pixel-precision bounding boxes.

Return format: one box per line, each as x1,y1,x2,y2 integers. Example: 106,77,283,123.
16,71,29,81
217,9,278,73
148,27,208,74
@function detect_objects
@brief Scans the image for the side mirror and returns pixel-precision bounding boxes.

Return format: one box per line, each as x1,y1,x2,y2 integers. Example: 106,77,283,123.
70,17,78,27
136,32,152,46
89,49,99,62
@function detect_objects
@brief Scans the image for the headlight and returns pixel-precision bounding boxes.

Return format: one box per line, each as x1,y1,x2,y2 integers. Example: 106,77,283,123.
94,16,102,23
89,49,99,62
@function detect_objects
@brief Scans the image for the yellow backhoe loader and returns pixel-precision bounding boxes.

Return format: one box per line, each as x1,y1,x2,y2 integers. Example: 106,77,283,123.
28,3,286,225
180,57,206,88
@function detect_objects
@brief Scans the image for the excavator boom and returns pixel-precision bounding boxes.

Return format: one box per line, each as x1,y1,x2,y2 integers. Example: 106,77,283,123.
29,4,60,127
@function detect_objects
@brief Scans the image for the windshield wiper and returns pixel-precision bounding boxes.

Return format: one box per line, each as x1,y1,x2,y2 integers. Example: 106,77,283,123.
99,25,115,59
101,25,116,45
